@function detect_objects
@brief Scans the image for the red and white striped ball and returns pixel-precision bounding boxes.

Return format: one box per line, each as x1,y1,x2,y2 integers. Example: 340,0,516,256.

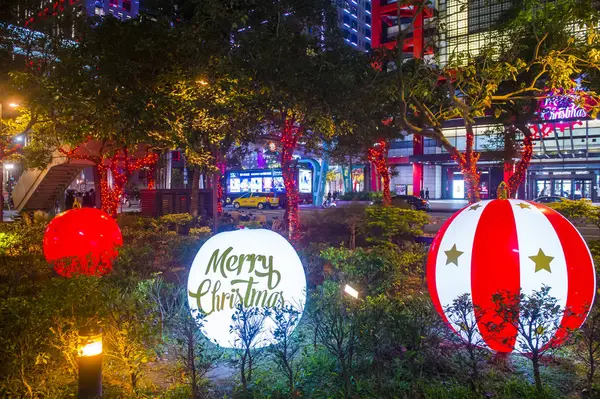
427,199,596,353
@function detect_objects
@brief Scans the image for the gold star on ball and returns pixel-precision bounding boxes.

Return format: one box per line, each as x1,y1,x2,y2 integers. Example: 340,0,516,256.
469,204,482,211
516,202,531,210
529,248,553,273
445,244,464,266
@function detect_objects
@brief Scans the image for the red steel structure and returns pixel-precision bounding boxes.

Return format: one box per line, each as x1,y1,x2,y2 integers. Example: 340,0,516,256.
369,1,435,196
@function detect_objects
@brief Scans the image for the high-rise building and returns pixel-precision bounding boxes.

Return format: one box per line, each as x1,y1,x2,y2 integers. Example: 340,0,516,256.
15,0,139,38
335,1,436,197
335,0,373,51
335,0,436,55
384,0,600,202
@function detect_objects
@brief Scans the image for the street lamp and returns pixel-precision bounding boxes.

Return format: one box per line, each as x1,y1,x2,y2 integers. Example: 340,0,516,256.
78,326,103,398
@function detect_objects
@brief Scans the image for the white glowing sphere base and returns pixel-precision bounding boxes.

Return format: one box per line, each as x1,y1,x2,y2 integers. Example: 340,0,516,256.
187,229,307,348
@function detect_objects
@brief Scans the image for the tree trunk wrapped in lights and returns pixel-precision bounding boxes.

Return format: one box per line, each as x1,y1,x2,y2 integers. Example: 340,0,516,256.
460,123,481,204
280,118,301,242
507,134,533,198
60,143,158,218
367,140,391,206
216,161,226,215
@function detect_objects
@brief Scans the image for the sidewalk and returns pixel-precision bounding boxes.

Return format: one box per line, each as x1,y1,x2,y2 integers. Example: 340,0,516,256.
428,199,468,212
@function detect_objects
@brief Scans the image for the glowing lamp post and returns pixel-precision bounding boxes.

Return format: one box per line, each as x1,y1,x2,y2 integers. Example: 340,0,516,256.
78,326,103,398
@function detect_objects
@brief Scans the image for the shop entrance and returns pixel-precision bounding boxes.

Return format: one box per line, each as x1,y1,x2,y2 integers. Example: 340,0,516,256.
535,178,592,199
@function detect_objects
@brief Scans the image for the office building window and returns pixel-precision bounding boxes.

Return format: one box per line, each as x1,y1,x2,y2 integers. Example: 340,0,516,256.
467,0,514,34
351,6,357,16
365,14,371,25
365,28,371,38
351,20,358,31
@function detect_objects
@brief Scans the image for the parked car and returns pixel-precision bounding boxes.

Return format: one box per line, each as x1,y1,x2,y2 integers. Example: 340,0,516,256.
233,192,280,210
533,196,565,204
391,195,431,211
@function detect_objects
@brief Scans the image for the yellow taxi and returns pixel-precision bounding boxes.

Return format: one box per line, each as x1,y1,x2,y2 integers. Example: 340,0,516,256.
233,192,280,210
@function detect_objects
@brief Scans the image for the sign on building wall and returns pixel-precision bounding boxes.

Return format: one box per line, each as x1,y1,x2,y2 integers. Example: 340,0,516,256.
187,229,307,348
532,88,597,138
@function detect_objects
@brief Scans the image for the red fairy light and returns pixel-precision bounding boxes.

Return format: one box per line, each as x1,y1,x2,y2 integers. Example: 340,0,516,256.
367,140,391,205
281,118,301,242
60,144,158,217
216,161,226,214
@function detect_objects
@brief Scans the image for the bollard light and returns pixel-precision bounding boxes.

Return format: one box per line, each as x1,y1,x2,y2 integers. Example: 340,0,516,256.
78,326,102,398
344,284,359,300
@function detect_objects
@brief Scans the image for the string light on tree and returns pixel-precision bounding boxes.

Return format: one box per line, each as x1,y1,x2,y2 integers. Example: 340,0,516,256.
281,118,301,242
216,161,226,214
507,135,533,198
60,143,158,217
367,140,391,206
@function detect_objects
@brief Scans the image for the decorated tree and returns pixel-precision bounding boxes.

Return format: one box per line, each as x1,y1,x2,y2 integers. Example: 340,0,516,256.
148,2,260,220
230,0,370,241
17,16,177,216
380,0,600,203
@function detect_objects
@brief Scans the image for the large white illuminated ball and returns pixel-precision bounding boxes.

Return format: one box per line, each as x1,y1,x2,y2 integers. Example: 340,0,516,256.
427,199,596,353
187,229,306,348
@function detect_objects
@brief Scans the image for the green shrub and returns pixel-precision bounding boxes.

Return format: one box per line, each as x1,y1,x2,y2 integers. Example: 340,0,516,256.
365,205,430,244
339,191,382,201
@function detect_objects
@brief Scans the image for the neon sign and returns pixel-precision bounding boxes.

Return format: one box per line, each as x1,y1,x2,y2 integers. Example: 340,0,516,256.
531,89,592,138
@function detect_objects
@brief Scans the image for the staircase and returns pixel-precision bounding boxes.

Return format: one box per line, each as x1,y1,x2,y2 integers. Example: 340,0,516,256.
12,151,94,212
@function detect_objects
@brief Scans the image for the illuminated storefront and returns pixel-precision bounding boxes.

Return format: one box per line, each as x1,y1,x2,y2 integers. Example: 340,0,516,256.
325,165,365,194
225,168,314,203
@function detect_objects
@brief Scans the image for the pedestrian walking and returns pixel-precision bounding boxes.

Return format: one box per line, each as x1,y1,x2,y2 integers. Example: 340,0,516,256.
425,188,430,199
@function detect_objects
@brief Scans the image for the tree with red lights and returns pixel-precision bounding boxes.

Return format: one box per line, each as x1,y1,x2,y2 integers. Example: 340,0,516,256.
230,0,371,240
23,17,176,216
382,0,600,203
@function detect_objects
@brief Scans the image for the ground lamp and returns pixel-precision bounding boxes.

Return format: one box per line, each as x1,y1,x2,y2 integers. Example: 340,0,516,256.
43,208,123,277
78,326,102,398
187,229,307,348
427,198,596,353
344,284,359,300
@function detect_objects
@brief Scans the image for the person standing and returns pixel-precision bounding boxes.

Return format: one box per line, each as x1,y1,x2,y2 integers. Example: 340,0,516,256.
73,192,83,209
327,191,332,203
425,188,430,199
65,190,75,210
82,191,91,207
420,189,425,198
89,189,96,208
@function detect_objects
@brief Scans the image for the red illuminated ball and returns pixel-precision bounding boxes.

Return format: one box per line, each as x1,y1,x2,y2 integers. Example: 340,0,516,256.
43,208,123,277
427,199,596,353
